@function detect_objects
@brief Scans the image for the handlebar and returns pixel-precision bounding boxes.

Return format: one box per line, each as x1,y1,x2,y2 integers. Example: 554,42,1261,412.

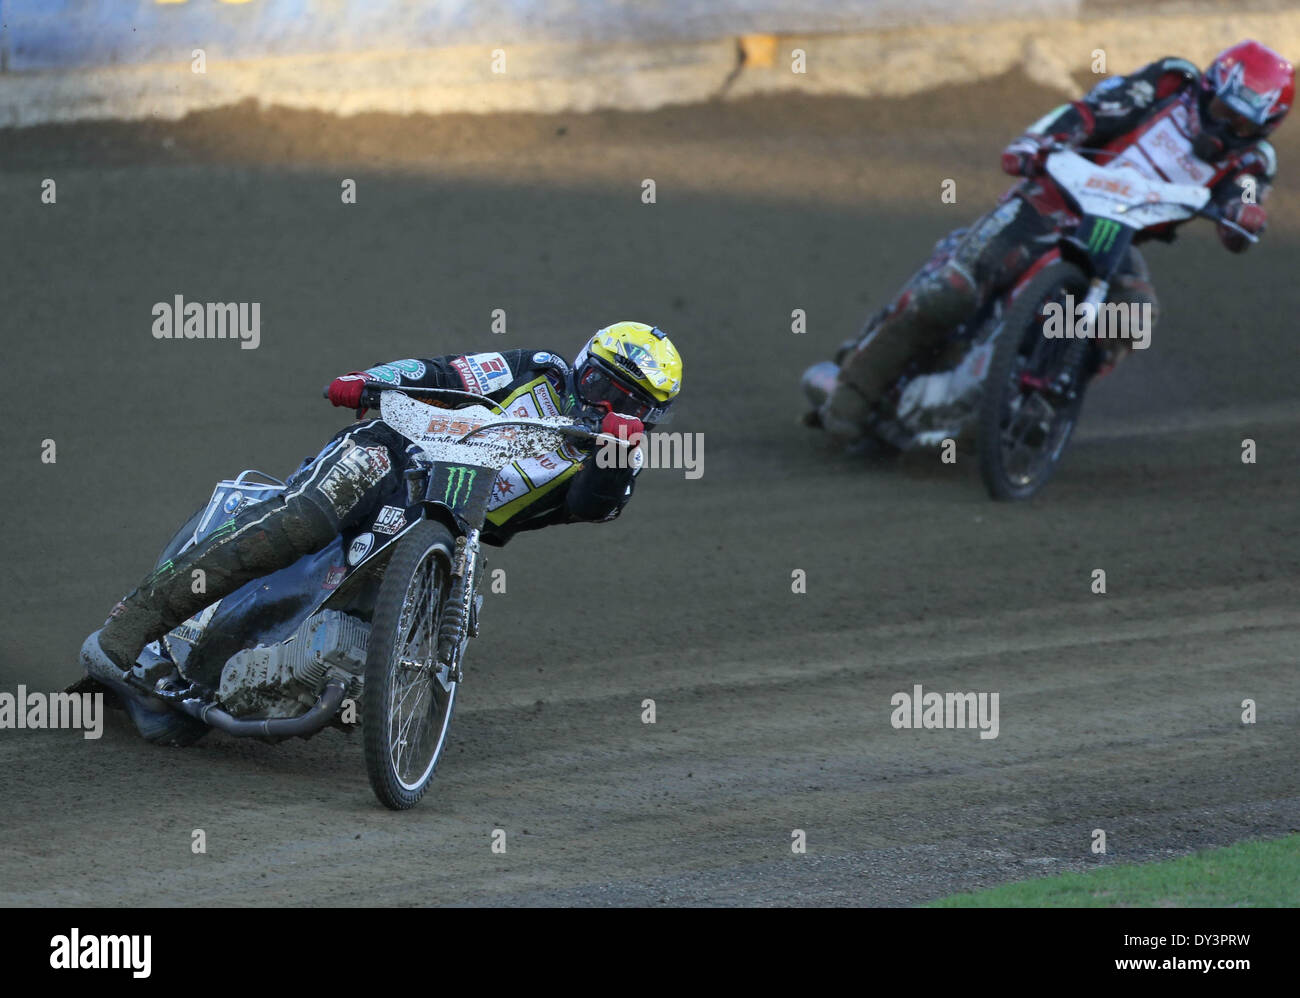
1041,143,1260,243
364,384,507,413
320,382,509,415
322,381,612,445
457,419,602,445
1194,203,1260,243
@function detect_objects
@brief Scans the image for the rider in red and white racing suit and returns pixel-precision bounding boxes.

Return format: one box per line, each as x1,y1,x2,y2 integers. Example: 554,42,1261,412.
820,40,1295,441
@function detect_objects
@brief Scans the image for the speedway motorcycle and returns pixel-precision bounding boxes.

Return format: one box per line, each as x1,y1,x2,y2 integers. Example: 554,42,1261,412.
80,386,606,809
802,145,1258,500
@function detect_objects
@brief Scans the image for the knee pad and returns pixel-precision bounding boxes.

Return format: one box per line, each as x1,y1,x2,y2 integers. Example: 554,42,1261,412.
171,490,338,588
274,490,344,556
103,475,346,661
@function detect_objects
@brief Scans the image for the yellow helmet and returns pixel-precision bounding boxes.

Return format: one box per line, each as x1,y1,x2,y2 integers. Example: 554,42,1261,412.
573,322,683,424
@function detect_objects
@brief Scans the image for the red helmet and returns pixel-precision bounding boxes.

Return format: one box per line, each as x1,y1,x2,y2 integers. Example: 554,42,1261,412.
1201,40,1294,142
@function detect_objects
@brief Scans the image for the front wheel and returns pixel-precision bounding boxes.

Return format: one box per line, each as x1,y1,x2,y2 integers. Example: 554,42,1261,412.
363,520,461,810
977,261,1092,501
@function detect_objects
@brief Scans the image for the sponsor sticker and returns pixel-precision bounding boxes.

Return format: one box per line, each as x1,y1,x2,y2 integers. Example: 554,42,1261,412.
460,352,512,393
172,602,222,645
1127,80,1154,108
363,359,427,385
535,383,562,419
316,444,393,506
373,505,405,534
347,532,375,566
508,394,541,420
442,466,478,507
222,491,243,514
322,566,347,590
532,351,569,372
486,463,530,511
516,449,576,489
451,356,482,392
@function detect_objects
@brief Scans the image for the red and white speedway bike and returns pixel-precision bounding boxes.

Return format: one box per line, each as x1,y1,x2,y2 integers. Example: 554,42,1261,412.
802,145,1258,500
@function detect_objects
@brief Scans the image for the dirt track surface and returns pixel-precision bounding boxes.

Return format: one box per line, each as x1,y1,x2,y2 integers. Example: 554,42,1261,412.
2,74,1297,906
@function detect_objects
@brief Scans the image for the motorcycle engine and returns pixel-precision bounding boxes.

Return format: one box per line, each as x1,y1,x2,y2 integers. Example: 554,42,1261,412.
895,340,997,435
217,610,369,719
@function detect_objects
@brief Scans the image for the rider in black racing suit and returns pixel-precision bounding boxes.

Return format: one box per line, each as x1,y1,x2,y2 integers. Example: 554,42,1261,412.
81,324,684,734
316,348,644,546
820,42,1292,441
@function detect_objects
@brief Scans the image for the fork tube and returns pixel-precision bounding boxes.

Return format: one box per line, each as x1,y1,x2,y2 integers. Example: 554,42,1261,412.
1075,279,1110,340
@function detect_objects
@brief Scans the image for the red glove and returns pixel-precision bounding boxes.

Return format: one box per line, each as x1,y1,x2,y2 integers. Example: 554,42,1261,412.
327,373,369,408
1001,134,1055,178
600,410,643,443
1217,201,1267,252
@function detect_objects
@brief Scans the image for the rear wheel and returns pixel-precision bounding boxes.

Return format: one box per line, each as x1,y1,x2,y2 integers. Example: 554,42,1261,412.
977,261,1092,501
363,520,460,810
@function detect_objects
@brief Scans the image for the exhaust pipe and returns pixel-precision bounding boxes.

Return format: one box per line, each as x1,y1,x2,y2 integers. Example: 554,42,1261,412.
176,678,349,738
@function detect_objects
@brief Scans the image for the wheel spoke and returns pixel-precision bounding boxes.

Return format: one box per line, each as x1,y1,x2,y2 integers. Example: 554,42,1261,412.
395,682,430,761
396,562,433,654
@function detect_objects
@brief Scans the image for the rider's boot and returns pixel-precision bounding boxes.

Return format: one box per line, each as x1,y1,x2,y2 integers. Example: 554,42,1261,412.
81,490,340,687
821,263,978,442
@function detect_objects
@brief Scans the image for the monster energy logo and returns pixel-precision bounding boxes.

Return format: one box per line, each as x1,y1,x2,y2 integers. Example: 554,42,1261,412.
443,466,477,506
1086,218,1122,253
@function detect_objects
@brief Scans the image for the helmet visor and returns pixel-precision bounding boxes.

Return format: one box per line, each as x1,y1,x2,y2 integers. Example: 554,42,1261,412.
576,362,660,421
1208,94,1268,139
